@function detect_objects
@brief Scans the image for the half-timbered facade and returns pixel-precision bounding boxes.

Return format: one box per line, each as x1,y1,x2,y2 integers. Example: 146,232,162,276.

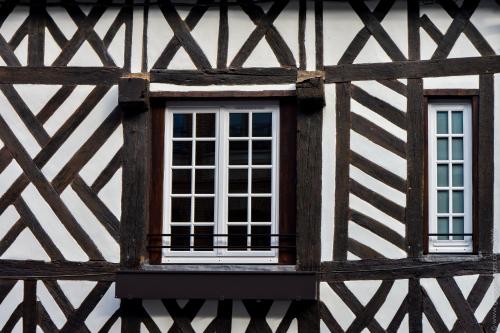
0,0,499,331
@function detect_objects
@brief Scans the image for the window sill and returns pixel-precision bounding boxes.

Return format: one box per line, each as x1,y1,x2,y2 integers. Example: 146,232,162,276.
116,265,317,300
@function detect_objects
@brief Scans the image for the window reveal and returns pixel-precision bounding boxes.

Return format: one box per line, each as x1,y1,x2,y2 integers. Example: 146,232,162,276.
163,103,279,263
428,102,473,253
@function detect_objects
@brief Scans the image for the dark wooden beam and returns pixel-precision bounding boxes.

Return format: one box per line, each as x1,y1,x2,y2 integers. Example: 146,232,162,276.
0,260,117,281
150,67,297,85
296,71,325,111
325,55,500,82
121,76,151,269
0,67,122,85
320,256,496,281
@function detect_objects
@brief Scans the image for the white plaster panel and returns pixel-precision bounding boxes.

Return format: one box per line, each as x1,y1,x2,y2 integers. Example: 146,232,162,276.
354,36,392,64
42,86,117,182
84,283,120,332
142,299,174,330
266,301,291,332
348,221,406,259
470,0,500,56
0,281,23,330
351,99,407,142
420,3,453,60
21,184,88,261
191,300,217,332
44,29,61,66
420,278,457,330
0,160,22,198
0,6,28,41
231,301,251,333
190,6,219,69
1,228,50,261
320,282,355,331
37,282,66,329
13,36,27,66
94,7,121,40
323,1,364,65
80,124,123,186
273,0,299,67
350,130,407,179
131,7,144,72
474,274,500,323
243,38,280,68
13,85,62,116
150,83,295,92
68,40,104,66
46,8,78,40
374,279,408,329
168,47,196,70
147,5,175,70
321,85,335,262
0,90,41,158
494,73,500,254
448,34,481,59
379,1,408,59
0,205,19,241
350,193,406,237
304,0,316,71
347,251,361,261
61,187,119,263
350,165,406,207
108,24,125,68
98,167,122,219
454,274,479,299
344,280,382,307
423,75,479,90
44,85,96,137
227,6,254,65
57,280,97,309
353,80,407,113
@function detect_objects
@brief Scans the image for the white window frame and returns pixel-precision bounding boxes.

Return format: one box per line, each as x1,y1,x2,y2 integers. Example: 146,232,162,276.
162,101,280,263
428,101,473,253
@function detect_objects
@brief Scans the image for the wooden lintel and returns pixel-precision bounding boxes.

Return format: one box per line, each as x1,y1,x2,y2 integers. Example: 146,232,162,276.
296,70,325,111
119,76,150,113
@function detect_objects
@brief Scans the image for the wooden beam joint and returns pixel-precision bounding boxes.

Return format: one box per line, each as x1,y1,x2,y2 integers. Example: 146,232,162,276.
119,76,150,113
296,71,325,111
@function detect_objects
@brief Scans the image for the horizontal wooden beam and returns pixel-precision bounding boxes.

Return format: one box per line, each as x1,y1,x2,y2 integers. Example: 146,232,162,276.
325,55,500,82
0,260,117,281
0,67,123,85
320,256,498,281
149,90,296,98
150,67,298,85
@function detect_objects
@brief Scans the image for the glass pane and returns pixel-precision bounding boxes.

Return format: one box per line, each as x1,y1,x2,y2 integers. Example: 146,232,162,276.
171,226,190,251
252,113,272,137
194,197,214,222
171,198,190,222
452,138,463,160
437,164,448,187
437,217,449,240
196,113,215,137
251,225,271,251
195,141,215,165
452,217,464,240
252,141,272,165
252,169,272,193
172,169,191,194
452,111,463,134
172,141,192,166
436,111,448,134
195,169,214,194
251,197,271,222
229,141,248,165
194,226,213,251
228,169,248,193
230,113,248,137
228,197,247,222
452,191,464,213
437,139,448,160
452,164,464,187
437,191,449,213
228,225,247,250
173,114,192,138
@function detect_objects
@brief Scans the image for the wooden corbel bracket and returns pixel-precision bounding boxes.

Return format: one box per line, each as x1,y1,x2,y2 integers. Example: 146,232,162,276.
296,70,325,111
119,74,150,113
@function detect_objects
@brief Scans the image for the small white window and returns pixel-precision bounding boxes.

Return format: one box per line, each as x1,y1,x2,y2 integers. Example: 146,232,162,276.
428,101,473,253
162,101,279,263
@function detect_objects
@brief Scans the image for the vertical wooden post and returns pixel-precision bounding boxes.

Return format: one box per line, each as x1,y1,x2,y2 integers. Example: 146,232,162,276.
296,71,324,333
119,77,150,332
23,280,37,333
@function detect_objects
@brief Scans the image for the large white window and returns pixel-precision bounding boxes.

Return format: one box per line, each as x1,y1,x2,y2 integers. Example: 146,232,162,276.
162,101,279,263
428,101,473,253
